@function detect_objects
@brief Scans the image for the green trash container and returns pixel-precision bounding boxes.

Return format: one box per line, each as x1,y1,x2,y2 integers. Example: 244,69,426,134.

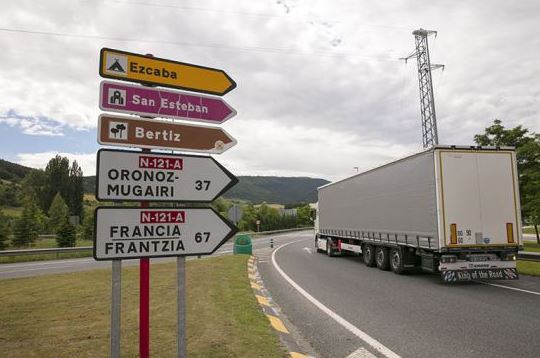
233,234,252,255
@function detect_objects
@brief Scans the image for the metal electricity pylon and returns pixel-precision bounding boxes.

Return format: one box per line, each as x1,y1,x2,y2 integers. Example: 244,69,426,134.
401,29,444,148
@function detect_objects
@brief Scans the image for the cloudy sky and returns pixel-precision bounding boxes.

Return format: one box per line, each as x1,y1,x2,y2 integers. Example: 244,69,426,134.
1,0,539,181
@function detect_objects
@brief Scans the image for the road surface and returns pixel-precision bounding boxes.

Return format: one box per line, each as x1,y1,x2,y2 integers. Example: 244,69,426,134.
258,233,540,358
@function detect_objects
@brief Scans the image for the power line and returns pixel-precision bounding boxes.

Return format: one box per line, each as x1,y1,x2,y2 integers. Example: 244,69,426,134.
0,27,401,62
95,0,282,18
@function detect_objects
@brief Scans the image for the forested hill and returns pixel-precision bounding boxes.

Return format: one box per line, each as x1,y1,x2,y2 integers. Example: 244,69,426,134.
0,159,33,182
222,176,329,204
83,175,329,204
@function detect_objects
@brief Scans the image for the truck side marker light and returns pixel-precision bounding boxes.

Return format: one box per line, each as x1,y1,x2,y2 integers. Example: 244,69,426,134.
450,223,457,245
506,223,514,244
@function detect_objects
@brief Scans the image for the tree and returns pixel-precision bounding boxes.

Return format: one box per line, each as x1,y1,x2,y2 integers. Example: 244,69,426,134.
21,169,47,211
68,161,84,219
80,209,94,242
56,218,76,247
12,202,40,247
0,209,11,250
48,193,69,234
474,119,540,242
44,155,70,213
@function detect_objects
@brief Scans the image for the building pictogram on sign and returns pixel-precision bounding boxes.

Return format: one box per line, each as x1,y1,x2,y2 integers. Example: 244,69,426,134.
108,121,129,140
108,88,126,106
105,54,127,76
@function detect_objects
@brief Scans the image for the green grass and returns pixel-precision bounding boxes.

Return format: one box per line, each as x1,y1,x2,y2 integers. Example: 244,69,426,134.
523,241,540,252
517,260,540,277
0,255,286,358
523,226,538,235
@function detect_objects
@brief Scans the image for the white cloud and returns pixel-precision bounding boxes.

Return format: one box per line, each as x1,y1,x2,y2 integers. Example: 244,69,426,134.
1,0,539,181
17,151,96,176
0,111,65,136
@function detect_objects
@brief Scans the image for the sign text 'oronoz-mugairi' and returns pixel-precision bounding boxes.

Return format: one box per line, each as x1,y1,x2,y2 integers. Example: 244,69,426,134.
94,207,237,260
96,149,238,202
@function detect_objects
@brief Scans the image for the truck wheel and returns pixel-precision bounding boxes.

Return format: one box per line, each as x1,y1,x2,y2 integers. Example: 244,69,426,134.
375,247,390,270
326,239,335,257
390,248,405,274
363,244,376,267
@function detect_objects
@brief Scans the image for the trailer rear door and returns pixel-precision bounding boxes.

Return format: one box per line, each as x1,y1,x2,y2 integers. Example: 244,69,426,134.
436,149,521,248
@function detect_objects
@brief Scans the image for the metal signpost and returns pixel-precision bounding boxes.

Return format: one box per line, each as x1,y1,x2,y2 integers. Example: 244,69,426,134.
96,149,238,202
97,114,237,154
99,48,236,95
95,48,238,358
100,81,236,124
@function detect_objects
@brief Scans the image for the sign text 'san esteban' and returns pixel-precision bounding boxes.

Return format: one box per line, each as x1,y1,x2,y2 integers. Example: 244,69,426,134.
94,207,237,260
100,81,236,124
96,149,238,202
99,48,236,95
97,114,236,154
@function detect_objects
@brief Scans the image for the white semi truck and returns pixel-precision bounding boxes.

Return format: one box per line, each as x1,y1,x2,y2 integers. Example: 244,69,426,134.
315,146,522,282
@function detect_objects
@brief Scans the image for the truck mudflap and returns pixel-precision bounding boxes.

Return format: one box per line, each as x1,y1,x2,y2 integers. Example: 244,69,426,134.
441,268,518,282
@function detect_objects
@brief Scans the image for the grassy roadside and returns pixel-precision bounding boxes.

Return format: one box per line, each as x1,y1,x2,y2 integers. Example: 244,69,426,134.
0,255,286,358
517,261,540,276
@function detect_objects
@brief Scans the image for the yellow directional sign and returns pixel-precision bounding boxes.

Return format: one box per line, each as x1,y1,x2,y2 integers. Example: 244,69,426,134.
99,48,236,96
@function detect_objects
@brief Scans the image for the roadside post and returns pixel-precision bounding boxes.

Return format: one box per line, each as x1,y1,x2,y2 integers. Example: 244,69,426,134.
95,48,238,357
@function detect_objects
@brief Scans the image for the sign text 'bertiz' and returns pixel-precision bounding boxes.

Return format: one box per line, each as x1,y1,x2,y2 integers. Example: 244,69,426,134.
99,48,236,95
93,207,237,260
96,149,237,202
100,81,236,124
97,114,236,154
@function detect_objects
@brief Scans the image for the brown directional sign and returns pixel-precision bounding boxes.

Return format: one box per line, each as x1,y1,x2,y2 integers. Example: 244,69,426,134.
99,48,236,96
97,114,237,154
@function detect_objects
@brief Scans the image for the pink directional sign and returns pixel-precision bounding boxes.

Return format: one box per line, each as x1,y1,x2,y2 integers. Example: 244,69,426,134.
99,81,236,124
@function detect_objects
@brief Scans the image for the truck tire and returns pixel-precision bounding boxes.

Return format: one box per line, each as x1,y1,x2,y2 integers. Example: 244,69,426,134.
375,246,390,270
390,248,405,274
363,244,376,267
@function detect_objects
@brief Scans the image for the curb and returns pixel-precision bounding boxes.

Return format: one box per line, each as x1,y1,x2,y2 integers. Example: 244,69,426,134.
247,256,313,358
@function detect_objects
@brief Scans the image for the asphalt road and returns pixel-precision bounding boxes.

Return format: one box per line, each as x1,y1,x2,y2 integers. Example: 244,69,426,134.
259,234,540,358
0,232,301,280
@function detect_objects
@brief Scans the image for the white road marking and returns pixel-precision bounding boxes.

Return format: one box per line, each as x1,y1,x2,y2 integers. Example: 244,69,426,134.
272,240,401,358
303,247,313,254
347,347,377,358
479,282,540,296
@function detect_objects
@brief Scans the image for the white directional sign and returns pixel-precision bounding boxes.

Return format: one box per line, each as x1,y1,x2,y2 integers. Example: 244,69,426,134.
96,149,237,202
93,207,237,260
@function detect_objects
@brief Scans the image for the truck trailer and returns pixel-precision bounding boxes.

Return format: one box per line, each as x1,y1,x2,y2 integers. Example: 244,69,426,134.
315,146,522,282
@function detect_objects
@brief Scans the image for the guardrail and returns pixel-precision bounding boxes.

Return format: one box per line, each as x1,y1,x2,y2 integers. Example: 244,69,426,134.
0,227,314,258
518,251,540,262
0,246,93,257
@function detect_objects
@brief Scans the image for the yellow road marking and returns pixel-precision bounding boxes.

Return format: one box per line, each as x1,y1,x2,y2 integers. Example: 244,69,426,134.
250,282,262,290
256,295,270,306
266,315,289,334
290,353,310,358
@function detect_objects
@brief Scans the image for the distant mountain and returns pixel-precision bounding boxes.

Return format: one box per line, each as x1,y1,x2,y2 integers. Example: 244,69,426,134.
0,159,33,182
82,175,329,204
223,176,329,204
